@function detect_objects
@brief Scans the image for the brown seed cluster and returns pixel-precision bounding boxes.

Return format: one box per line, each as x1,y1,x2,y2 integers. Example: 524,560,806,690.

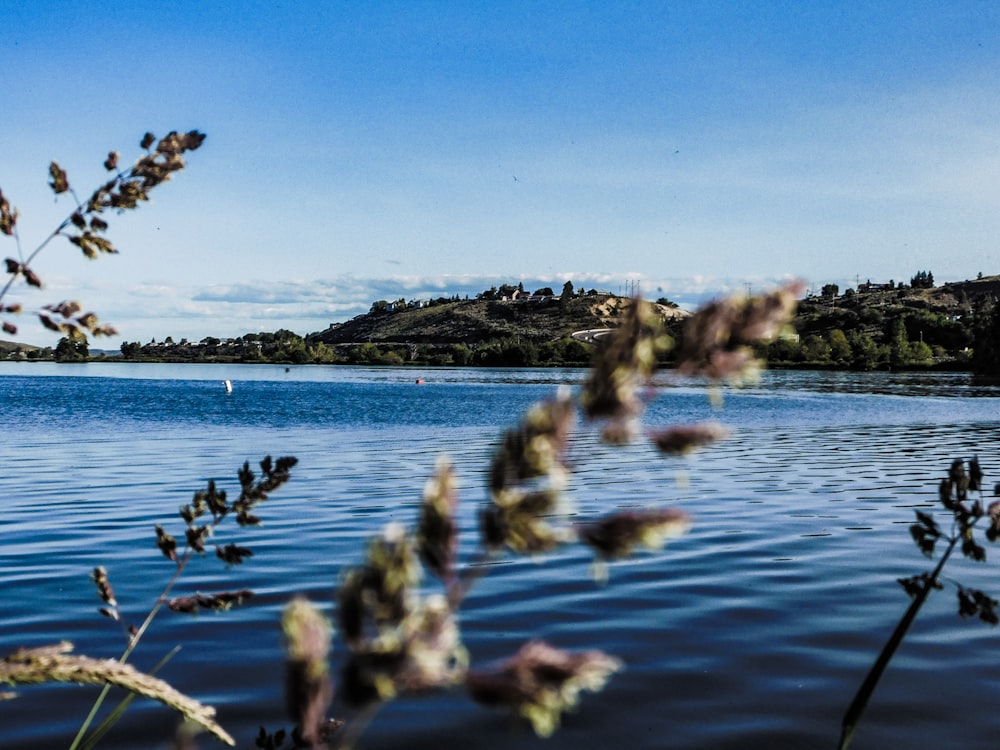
466,640,622,737
483,391,577,554
675,280,805,382
336,523,467,709
0,130,205,337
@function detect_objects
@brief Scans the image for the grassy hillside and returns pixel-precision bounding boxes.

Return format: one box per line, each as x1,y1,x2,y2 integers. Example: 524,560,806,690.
310,294,686,346
777,274,1000,369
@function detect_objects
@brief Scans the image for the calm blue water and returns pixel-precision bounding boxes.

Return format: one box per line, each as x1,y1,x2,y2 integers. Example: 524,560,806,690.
2,363,1000,749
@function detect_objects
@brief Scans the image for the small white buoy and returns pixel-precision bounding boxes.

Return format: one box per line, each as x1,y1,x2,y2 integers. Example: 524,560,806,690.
223,379,232,393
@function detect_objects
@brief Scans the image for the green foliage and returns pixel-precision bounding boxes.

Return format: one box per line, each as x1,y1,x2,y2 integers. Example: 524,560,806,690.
55,336,89,362
800,334,831,363
972,296,1000,376
828,329,852,364
847,331,885,371
450,343,473,366
766,336,802,364
475,337,540,367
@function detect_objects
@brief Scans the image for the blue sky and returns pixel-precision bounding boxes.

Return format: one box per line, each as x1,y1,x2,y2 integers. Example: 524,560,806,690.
2,1,999,345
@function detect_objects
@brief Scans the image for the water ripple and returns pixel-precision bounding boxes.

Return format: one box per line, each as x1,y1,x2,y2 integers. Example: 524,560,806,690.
3,367,1000,748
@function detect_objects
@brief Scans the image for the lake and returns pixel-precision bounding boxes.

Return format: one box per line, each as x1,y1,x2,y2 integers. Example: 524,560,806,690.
2,362,1000,749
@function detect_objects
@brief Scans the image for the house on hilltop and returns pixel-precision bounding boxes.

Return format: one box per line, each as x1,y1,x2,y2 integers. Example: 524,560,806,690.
858,279,895,293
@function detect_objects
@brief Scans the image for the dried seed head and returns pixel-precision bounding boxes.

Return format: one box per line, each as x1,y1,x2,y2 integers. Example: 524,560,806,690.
417,457,459,582
649,421,731,456
581,298,670,427
490,390,575,494
166,590,253,614
48,162,69,194
579,508,692,561
282,597,334,746
391,594,467,694
987,500,1000,542
485,391,577,554
155,524,178,562
0,191,17,235
466,640,623,737
215,543,253,565
336,523,422,647
969,455,984,493
90,566,117,608
676,281,804,383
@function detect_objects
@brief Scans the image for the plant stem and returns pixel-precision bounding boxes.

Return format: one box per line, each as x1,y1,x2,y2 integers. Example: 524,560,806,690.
78,646,182,750
68,554,191,750
838,535,958,750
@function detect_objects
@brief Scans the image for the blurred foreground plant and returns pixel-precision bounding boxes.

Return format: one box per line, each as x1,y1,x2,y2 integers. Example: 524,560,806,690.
276,283,802,748
839,457,999,750
0,143,804,749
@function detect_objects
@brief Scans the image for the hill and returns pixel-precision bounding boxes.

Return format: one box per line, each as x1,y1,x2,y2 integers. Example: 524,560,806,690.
782,274,1000,369
309,294,687,347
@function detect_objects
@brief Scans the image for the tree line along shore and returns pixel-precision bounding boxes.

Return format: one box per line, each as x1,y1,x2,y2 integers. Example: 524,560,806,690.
6,275,1000,375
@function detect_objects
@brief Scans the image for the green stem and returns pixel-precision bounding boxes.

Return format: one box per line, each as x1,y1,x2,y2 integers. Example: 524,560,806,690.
68,554,191,750
838,536,957,750
78,646,182,750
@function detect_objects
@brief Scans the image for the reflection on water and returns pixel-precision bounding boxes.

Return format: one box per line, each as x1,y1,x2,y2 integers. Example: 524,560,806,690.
2,365,1000,749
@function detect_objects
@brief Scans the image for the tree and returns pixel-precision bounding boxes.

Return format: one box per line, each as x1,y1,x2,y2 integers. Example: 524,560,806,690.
848,331,885,371
821,284,839,299
972,296,1000,375
886,318,911,367
766,337,801,363
309,341,338,364
801,334,831,363
828,329,853,364
908,339,934,364
561,280,575,300
450,343,473,366
55,335,88,362
120,341,141,358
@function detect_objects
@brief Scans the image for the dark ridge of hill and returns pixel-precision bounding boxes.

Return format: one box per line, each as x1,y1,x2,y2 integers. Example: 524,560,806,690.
791,274,1000,364
799,274,1000,326
309,294,687,346
0,339,41,353
941,274,1000,302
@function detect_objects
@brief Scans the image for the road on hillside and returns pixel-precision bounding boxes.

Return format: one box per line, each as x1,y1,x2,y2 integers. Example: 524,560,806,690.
571,328,614,344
